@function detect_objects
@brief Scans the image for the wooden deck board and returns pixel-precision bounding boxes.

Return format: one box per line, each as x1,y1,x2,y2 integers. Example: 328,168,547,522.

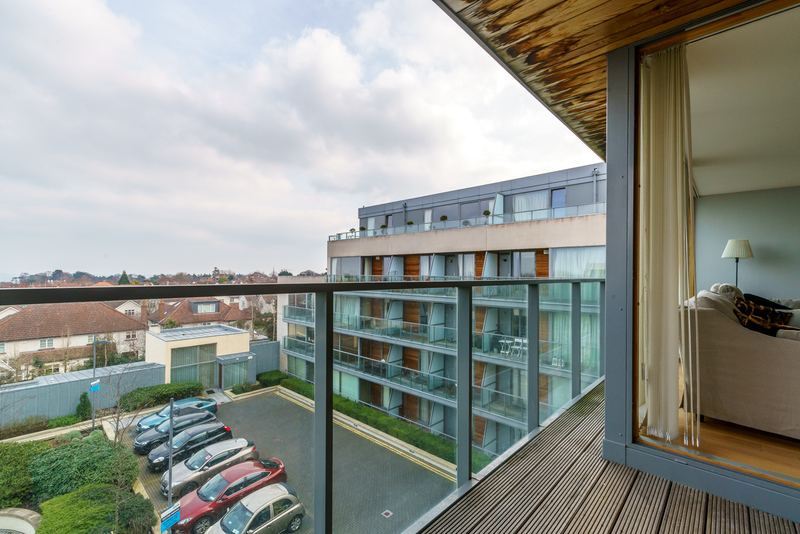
419,382,800,534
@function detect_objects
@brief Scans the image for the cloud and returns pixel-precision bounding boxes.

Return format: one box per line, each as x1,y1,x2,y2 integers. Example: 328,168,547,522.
0,0,600,277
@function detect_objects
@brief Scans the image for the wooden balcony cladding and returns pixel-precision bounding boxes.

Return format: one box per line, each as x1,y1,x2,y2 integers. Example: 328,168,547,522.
370,382,382,407
403,300,420,324
367,339,384,361
474,415,487,447
370,298,382,319
402,392,419,422
475,306,487,333
372,257,383,278
474,361,487,388
403,346,419,370
476,251,486,279
536,249,549,278
436,0,764,159
404,254,420,277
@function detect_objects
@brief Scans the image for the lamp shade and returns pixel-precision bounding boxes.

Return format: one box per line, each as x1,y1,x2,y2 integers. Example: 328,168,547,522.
721,239,754,259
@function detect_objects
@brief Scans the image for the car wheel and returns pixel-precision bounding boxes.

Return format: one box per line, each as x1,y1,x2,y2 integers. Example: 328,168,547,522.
180,482,198,497
287,514,303,533
192,516,213,534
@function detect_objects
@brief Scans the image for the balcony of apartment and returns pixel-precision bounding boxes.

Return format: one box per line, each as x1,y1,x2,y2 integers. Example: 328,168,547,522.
328,201,606,241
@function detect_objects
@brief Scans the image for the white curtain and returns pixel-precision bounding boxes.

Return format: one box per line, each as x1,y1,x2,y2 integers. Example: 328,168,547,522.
513,191,549,221
639,44,699,445
335,295,361,318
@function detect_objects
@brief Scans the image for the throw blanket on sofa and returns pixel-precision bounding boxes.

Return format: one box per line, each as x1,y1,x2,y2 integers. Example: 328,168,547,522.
733,296,800,336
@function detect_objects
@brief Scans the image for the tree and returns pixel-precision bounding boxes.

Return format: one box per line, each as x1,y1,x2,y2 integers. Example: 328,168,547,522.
163,318,179,330
278,269,293,276
118,271,131,285
76,392,92,420
218,276,229,283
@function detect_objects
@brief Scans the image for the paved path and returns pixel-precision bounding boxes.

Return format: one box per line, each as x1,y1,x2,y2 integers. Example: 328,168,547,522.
133,390,454,534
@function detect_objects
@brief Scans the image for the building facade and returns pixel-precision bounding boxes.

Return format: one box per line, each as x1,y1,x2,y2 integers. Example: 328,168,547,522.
280,164,607,459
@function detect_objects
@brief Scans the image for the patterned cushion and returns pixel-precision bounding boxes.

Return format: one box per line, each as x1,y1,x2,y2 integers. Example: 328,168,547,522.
733,296,793,336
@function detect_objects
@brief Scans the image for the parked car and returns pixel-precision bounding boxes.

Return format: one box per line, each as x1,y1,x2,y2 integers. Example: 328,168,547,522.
161,438,259,499
206,483,304,534
171,459,287,534
133,411,217,455
147,422,233,472
137,398,218,433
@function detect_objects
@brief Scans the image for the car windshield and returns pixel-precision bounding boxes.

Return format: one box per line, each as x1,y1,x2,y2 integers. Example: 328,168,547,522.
197,473,229,502
172,431,192,449
156,405,171,417
186,448,211,470
155,419,172,433
219,502,253,534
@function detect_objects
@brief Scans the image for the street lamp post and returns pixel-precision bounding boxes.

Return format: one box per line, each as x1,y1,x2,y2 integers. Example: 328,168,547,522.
91,339,111,431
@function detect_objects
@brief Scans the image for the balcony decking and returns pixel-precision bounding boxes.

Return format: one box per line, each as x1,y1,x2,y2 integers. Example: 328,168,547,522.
418,383,800,534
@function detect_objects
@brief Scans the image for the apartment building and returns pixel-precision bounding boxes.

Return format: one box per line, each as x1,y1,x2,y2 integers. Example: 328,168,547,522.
280,163,607,458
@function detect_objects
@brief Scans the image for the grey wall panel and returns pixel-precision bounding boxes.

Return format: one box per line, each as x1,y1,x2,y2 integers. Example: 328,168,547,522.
696,186,800,297
251,340,280,375
566,183,593,206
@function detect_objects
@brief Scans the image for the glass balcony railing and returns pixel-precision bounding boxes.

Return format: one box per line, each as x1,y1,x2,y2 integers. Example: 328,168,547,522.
328,201,606,241
1,276,603,534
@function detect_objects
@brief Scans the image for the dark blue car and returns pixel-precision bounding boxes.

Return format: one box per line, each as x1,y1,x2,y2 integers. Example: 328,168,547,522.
136,397,218,433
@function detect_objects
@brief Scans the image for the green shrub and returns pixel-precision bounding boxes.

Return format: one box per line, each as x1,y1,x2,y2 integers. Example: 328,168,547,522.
76,391,93,420
119,382,203,412
231,382,263,395
53,429,83,446
38,484,156,534
49,414,81,429
257,370,287,388
30,436,138,502
0,414,49,440
0,441,50,507
231,384,246,395
83,429,105,442
279,377,492,471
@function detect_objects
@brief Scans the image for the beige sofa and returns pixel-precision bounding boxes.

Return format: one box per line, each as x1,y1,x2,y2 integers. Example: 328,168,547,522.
686,288,800,440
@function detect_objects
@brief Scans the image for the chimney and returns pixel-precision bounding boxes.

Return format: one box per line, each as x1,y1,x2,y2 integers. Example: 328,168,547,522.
141,300,148,324
158,299,165,321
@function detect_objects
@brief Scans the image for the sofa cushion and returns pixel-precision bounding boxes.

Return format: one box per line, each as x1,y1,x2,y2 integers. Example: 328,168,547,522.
710,283,744,303
785,309,800,328
733,296,793,336
772,298,800,309
691,290,739,323
777,329,800,341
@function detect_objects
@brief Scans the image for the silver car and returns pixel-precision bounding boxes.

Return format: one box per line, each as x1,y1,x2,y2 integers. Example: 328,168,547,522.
161,438,259,498
207,483,304,534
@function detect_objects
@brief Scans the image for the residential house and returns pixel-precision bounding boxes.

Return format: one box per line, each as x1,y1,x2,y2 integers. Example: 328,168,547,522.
280,163,606,459
148,298,251,331
145,324,255,389
0,302,146,379
435,0,800,521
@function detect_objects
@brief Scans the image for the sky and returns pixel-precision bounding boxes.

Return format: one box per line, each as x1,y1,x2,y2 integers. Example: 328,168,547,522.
0,0,601,280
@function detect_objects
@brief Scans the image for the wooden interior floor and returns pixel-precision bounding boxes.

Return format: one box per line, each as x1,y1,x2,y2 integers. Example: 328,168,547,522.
643,409,800,486
419,383,800,534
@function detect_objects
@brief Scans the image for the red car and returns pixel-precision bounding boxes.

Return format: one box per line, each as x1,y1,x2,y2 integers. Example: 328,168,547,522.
171,459,287,534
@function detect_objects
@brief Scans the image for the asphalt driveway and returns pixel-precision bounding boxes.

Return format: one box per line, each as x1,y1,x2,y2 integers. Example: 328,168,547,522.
132,390,454,534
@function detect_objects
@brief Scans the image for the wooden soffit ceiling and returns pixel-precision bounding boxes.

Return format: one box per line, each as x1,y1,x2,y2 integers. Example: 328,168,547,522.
436,0,770,160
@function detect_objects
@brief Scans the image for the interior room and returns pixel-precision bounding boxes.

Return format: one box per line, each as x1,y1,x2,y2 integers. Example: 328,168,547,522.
636,4,800,485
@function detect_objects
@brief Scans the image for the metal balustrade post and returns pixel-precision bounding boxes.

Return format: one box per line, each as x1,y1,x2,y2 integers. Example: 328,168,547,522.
571,282,582,398
599,281,606,377
456,286,472,487
314,290,333,534
526,284,540,432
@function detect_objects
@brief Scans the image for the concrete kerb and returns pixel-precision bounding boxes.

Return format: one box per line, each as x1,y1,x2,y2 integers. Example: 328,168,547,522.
274,386,458,478
223,385,279,401
0,508,41,534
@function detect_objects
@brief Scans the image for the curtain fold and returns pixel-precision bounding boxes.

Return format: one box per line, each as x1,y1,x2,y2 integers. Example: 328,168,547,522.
638,44,699,445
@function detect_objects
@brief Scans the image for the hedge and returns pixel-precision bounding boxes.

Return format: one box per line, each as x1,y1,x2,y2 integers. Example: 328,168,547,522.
231,382,262,395
38,484,156,534
0,414,49,440
119,381,203,412
279,378,492,471
0,441,50,507
48,414,81,429
256,370,287,388
30,435,138,503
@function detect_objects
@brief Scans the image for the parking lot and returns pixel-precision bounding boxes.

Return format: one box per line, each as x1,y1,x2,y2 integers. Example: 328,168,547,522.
131,390,455,534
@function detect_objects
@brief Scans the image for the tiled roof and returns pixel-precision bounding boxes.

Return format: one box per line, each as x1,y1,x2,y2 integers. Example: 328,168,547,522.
0,302,146,343
18,345,94,365
148,298,250,326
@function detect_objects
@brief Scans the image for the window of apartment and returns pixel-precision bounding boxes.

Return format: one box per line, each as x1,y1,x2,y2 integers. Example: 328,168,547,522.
512,190,549,221
551,188,566,208
519,251,536,277
125,331,136,340
0,342,4,353
460,202,479,219
87,335,95,345
433,204,458,222
40,338,54,349
197,303,216,313
125,309,136,316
